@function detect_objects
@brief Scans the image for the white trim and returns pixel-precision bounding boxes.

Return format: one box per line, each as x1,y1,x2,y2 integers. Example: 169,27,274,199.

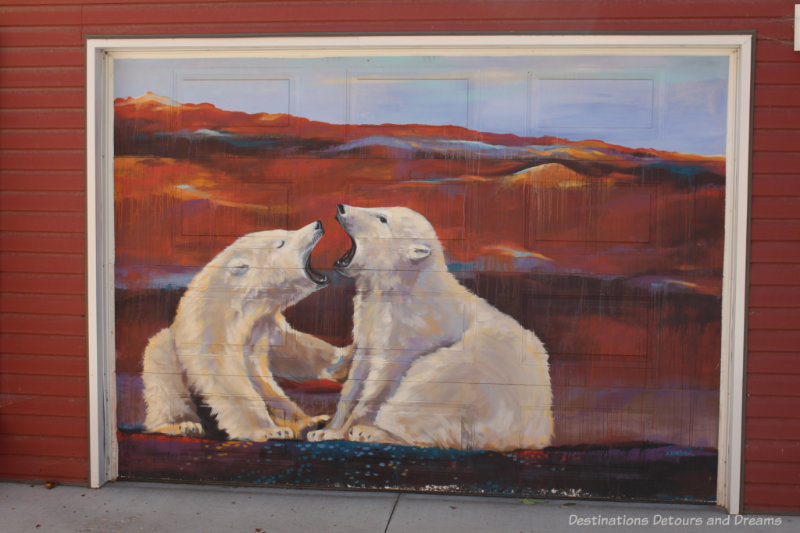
88,34,753,57
716,36,753,515
86,34,753,508
795,5,800,51
86,42,119,488
86,42,101,489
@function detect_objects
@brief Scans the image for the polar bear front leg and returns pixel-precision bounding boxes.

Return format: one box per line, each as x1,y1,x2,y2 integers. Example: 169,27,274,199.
249,350,330,438
306,398,353,442
142,328,204,437
265,317,354,382
306,366,369,442
306,348,379,442
192,372,289,441
308,353,392,442
213,395,293,441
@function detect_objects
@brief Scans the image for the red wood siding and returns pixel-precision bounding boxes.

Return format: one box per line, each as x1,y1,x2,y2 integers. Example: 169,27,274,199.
745,0,800,507
0,0,797,511
0,0,88,483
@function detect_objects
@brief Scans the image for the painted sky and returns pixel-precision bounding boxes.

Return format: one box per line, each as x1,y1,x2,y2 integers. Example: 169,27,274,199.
115,54,729,155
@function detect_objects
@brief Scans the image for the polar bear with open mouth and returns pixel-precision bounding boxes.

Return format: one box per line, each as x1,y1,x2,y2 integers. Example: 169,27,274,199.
142,221,350,441
307,205,553,451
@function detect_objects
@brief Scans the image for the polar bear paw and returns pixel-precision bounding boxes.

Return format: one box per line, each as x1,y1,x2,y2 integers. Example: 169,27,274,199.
306,428,346,442
227,426,296,442
259,427,296,441
149,421,205,437
282,414,331,439
347,425,393,443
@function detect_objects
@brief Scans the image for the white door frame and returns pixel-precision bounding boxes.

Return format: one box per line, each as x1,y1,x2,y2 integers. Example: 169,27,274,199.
86,34,753,513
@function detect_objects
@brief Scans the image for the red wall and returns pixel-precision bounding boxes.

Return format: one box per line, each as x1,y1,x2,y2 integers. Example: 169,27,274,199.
0,0,798,512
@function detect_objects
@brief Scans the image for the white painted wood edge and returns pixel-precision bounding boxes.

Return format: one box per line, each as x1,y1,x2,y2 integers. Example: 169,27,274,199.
716,34,753,516
795,5,800,51
86,42,119,488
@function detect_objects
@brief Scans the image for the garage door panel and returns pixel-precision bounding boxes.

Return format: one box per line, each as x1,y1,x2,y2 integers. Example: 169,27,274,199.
349,75,472,130
114,49,727,502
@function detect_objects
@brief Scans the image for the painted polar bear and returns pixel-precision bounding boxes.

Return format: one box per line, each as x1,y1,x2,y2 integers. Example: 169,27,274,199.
308,205,553,451
142,221,351,441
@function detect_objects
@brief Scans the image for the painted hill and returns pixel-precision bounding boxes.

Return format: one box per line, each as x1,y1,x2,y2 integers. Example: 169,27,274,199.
114,93,726,295
115,92,725,167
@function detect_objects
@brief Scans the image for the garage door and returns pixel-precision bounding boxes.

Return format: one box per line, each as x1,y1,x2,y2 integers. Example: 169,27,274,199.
112,47,728,502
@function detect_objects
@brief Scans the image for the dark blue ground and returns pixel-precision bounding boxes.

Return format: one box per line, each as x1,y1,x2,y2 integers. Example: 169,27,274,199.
118,432,717,503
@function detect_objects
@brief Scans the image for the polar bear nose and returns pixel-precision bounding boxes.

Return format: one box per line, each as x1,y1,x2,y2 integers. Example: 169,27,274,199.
314,220,322,230
337,204,346,215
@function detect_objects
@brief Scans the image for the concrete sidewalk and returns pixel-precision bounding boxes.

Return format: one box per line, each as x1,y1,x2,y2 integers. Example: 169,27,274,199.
1,481,795,533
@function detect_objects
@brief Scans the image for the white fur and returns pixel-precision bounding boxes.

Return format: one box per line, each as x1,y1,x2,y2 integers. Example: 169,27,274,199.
308,206,553,451
142,222,348,441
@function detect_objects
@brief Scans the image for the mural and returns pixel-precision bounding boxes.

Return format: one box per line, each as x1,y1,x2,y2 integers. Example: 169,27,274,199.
114,53,728,501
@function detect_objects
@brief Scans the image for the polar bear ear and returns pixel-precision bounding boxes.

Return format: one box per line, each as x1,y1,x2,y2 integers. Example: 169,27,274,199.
407,243,431,262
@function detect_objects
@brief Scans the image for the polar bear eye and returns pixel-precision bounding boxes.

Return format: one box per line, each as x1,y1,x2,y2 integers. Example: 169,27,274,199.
230,263,249,276
377,215,388,224
275,240,285,248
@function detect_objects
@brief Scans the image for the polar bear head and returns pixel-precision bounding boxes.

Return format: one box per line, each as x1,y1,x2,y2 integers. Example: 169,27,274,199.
333,204,447,287
187,220,329,313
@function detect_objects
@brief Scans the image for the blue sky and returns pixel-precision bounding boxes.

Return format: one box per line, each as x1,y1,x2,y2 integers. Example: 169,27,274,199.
115,54,729,156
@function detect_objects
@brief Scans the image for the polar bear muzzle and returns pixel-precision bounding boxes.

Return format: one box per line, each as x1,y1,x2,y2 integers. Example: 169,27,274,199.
334,233,357,269
334,204,357,269
305,253,328,286
304,220,329,286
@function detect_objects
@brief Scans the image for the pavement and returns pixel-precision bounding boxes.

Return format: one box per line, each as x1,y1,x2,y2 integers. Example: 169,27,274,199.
1,481,796,533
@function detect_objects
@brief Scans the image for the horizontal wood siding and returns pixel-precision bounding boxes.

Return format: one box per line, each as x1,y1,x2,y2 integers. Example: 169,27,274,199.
0,0,88,484
745,2,800,506
0,0,797,509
